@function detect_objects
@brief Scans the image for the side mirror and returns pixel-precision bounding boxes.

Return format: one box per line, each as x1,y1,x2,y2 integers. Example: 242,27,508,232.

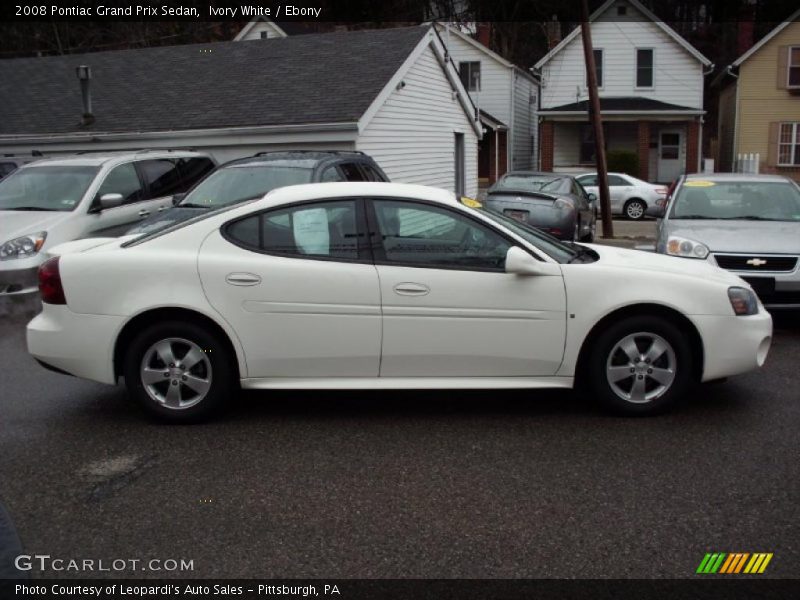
98,193,123,210
646,199,667,219
172,192,186,206
505,246,556,276
587,193,597,203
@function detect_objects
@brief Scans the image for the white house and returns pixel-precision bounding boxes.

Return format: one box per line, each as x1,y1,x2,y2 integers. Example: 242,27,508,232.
436,23,540,183
0,26,481,197
534,0,712,183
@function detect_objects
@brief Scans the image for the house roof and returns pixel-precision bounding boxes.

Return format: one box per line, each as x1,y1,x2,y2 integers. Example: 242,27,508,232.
540,97,703,114
478,109,507,130
0,26,429,137
534,0,712,69
731,9,800,67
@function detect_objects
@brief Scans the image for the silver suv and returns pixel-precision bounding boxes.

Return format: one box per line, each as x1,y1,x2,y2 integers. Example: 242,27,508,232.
0,150,215,297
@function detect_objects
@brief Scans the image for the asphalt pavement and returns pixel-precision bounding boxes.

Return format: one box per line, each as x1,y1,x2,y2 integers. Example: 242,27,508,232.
0,313,798,580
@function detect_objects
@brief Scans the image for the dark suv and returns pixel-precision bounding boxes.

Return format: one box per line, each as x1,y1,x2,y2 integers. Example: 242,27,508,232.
127,151,389,235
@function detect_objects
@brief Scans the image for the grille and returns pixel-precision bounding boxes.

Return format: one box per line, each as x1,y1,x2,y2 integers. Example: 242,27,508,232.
714,254,798,272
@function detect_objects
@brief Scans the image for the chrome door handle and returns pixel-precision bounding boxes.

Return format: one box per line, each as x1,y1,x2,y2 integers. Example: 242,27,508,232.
158,206,168,212
226,272,262,286
393,282,429,296
138,210,150,217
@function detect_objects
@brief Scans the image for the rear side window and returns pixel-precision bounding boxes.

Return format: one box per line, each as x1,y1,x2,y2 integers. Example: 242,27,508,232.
178,157,215,189
225,200,364,261
138,159,182,199
339,163,367,181
96,163,143,204
360,163,386,182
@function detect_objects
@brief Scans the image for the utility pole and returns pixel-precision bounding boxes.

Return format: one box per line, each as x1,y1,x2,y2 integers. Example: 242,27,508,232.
580,0,613,238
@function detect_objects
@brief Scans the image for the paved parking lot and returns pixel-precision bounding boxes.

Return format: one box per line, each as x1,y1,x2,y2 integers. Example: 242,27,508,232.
0,311,798,579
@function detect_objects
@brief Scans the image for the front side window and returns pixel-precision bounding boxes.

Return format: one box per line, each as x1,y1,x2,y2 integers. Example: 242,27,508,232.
669,180,800,222
0,165,99,212
789,46,800,88
608,175,630,186
96,162,144,205
139,159,182,199
778,122,800,166
577,175,598,186
226,200,362,260
636,49,654,88
459,61,481,92
372,200,509,271
339,163,366,181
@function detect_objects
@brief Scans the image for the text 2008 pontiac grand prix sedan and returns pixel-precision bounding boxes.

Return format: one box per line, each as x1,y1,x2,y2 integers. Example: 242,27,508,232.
27,182,772,422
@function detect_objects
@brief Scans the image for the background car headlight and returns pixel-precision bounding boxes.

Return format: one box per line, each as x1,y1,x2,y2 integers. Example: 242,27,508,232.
728,286,759,316
0,232,47,261
666,236,709,259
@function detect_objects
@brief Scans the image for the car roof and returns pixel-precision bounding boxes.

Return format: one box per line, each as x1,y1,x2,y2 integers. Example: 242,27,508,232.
683,173,791,183
503,171,560,177
225,151,372,169
253,182,457,210
21,150,210,168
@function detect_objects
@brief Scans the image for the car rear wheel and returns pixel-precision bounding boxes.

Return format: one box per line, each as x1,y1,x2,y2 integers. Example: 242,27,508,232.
123,321,234,423
585,316,693,416
581,218,596,243
624,199,646,220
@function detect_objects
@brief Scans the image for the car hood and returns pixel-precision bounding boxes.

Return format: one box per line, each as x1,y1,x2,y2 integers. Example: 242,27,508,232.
126,206,207,235
0,210,72,241
584,243,743,286
664,220,800,253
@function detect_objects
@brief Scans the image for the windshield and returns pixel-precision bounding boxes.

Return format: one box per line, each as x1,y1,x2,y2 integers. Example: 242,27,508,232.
0,165,99,211
669,180,800,222
180,165,314,208
458,198,578,263
493,174,558,193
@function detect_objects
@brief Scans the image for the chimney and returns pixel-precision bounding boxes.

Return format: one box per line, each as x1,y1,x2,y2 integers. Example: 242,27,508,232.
76,65,94,126
476,23,491,48
737,6,755,56
546,16,561,50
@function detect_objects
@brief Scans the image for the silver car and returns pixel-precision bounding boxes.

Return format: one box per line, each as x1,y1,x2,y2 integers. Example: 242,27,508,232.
484,171,597,242
576,172,668,220
653,173,800,310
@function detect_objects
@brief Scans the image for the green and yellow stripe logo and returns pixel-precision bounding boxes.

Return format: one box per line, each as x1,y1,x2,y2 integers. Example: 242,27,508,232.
696,552,773,574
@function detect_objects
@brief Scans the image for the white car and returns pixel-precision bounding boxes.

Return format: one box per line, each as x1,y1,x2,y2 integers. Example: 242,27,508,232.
0,150,215,297
27,182,772,422
576,172,668,220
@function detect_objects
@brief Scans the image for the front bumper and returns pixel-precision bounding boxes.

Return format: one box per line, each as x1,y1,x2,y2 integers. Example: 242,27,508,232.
692,310,773,381
0,265,39,296
27,304,125,385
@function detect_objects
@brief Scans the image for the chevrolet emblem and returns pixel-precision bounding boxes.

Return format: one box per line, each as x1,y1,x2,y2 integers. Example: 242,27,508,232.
746,258,768,267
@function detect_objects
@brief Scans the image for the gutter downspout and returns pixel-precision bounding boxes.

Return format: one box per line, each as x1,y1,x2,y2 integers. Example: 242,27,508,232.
727,66,740,164
508,69,515,172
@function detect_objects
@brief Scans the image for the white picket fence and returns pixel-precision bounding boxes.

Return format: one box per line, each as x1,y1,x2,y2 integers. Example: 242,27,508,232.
734,153,760,174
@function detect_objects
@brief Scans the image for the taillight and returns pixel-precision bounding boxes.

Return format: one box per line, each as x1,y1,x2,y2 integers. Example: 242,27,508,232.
38,256,66,305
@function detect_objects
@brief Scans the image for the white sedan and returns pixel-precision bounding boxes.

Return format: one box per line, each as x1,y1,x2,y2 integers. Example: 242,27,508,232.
576,172,668,220
27,182,772,422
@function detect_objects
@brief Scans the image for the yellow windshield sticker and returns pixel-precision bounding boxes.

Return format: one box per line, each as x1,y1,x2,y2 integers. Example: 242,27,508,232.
460,196,482,208
683,180,716,187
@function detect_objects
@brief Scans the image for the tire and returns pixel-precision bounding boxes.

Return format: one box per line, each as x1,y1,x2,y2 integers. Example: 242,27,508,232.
572,219,581,241
624,199,647,220
123,320,235,423
584,315,693,416
581,218,596,243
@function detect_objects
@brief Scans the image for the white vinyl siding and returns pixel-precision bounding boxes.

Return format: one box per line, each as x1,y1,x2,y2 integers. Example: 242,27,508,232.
540,2,704,110
356,45,478,198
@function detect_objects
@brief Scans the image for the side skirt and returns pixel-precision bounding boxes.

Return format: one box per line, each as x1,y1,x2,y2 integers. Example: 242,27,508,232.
240,377,575,390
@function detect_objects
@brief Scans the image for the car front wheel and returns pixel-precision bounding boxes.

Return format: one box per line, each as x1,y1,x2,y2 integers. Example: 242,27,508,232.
624,199,646,220
586,316,693,416
123,321,234,423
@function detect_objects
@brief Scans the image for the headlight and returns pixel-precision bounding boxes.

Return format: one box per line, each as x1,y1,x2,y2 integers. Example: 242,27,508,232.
0,232,47,261
666,236,709,259
728,286,759,316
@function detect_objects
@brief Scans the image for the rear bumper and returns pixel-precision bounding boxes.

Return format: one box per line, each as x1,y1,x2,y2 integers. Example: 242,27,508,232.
693,310,773,381
27,305,124,384
0,266,38,297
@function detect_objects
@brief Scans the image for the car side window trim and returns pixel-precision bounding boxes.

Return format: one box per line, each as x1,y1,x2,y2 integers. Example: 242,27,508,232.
221,197,374,265
365,198,522,273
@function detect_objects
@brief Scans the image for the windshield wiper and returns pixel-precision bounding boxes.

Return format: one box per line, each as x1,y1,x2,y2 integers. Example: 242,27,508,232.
1,206,59,211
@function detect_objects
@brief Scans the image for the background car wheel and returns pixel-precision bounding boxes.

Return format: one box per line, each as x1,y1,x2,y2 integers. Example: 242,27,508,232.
624,199,646,220
581,218,596,243
573,219,581,241
123,321,234,423
585,316,693,416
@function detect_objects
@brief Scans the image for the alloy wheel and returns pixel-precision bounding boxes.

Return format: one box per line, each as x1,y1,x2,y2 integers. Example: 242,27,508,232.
605,332,676,403
626,201,645,220
140,337,212,410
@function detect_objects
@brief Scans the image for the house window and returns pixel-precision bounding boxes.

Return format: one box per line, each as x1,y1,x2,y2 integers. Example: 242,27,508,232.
586,49,603,88
789,47,800,88
579,123,607,164
636,49,654,88
260,31,268,39
459,61,481,91
778,123,800,165
617,6,627,15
